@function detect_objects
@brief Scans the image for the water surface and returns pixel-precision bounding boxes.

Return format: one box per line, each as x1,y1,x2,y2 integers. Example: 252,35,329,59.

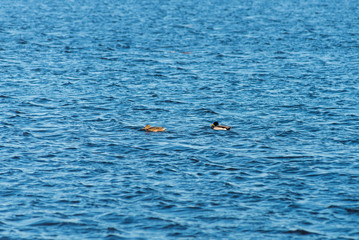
1,0,359,239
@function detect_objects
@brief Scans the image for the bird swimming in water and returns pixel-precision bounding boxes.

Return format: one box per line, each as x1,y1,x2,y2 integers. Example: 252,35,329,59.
211,122,231,130
142,124,166,132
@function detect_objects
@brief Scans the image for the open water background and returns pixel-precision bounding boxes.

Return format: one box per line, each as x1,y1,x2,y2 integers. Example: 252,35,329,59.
1,0,359,239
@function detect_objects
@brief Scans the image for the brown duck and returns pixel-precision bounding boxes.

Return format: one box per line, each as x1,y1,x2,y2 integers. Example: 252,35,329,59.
142,124,166,132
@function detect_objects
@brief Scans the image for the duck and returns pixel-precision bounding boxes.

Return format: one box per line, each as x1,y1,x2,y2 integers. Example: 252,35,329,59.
211,122,231,130
142,124,166,132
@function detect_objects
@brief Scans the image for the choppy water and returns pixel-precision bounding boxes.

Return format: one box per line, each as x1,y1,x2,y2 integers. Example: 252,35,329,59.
1,0,359,239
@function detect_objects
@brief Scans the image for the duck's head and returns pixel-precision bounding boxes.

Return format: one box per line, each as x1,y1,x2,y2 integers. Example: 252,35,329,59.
143,125,151,130
211,122,219,127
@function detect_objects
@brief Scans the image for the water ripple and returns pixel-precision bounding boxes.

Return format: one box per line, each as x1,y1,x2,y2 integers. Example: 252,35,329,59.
1,0,359,239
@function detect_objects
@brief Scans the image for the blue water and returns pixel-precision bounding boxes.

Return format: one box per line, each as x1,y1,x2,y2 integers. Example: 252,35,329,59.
1,0,359,239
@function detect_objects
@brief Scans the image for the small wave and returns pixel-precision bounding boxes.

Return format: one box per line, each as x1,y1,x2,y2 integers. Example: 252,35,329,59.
285,229,319,236
266,155,312,160
29,219,61,227
328,205,359,215
158,99,185,104
194,108,217,114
